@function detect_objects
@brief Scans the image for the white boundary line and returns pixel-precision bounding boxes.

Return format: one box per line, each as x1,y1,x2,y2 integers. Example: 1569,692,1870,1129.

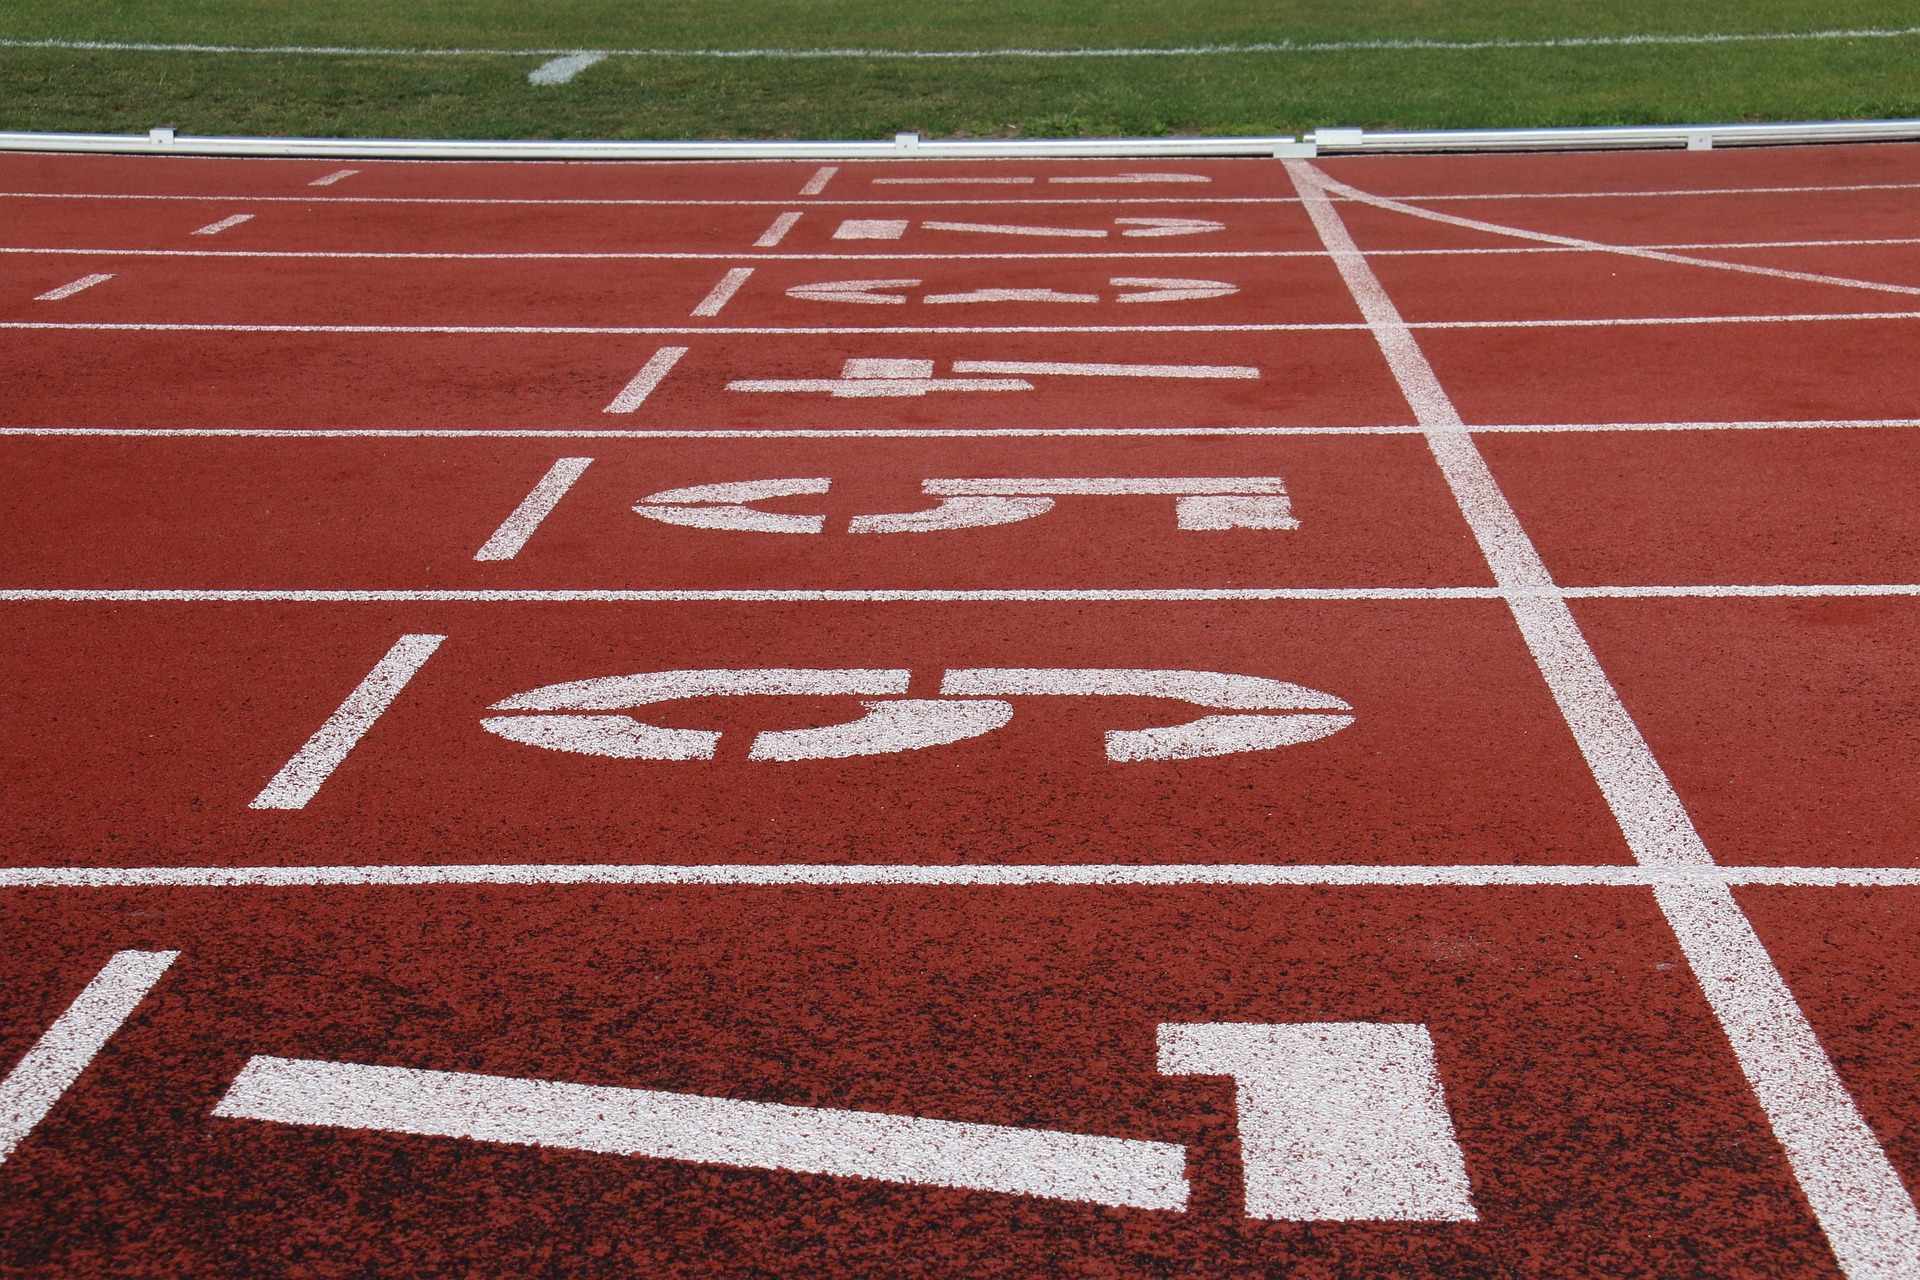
0,191,1303,207
1,863,1918,888
248,634,444,809
473,457,593,561
0,950,178,1161
1290,156,1920,1280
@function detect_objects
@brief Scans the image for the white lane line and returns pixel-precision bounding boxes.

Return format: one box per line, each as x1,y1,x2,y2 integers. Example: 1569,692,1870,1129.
10,863,1920,889
191,213,253,235
10,418,1920,441
214,1056,1188,1210
874,176,1036,185
1326,175,1920,300
33,273,112,300
799,166,838,196
923,220,1108,238
0,950,179,1161
952,359,1258,378
1052,173,1210,184
603,345,688,412
527,50,606,84
0,191,1296,208
753,212,802,247
248,634,445,810
1413,181,1920,201
690,267,754,316
473,457,593,560
308,169,357,187
1291,156,1920,1280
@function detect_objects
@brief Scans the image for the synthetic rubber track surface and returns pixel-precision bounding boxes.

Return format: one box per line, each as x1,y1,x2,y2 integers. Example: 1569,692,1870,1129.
4,143,1920,1279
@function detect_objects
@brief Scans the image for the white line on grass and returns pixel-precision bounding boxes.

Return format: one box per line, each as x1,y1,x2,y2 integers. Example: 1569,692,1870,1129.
33,273,111,300
4,26,1918,58
248,634,444,810
1291,155,1920,1280
690,267,753,316
603,345,688,412
5,864,1920,889
527,51,606,84
0,950,178,1162
473,457,593,560
753,212,802,247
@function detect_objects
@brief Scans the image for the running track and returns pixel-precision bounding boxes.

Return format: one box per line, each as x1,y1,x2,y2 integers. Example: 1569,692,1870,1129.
3,143,1920,1278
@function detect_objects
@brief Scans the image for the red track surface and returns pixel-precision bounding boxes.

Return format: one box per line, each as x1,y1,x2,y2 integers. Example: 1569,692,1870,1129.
3,145,1920,1278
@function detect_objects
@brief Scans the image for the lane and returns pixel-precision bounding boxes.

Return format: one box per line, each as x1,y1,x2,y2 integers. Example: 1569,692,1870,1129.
0,887,1837,1277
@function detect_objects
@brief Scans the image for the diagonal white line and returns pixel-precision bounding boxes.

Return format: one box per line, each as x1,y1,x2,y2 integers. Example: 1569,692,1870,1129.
1288,157,1920,1280
474,457,593,560
690,267,754,316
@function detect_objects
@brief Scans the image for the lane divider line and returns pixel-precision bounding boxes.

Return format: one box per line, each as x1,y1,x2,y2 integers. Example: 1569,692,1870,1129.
33,273,111,301
307,169,356,187
0,950,178,1162
248,634,445,810
191,213,253,235
690,267,753,316
752,212,802,247
799,165,837,196
603,344,688,412
473,457,593,561
1289,155,1920,1280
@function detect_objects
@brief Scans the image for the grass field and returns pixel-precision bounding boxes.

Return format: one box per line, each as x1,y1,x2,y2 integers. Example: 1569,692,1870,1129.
3,0,1919,141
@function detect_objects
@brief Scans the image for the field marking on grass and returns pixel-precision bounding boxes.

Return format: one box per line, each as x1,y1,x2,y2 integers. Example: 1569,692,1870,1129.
32,273,111,300
248,634,445,810
7,584,1920,604
5,26,1919,59
0,950,178,1162
690,267,753,316
473,457,593,561
308,169,356,186
1327,177,1920,299
604,345,688,412
1293,154,1920,1280
7,864,1920,889
527,51,605,85
7,418,1916,440
191,213,252,235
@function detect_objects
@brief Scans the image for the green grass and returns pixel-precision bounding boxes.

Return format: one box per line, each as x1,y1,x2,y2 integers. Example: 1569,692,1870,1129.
2,1,1919,140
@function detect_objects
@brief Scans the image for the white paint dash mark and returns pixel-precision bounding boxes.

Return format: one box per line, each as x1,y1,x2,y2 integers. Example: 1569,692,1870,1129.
873,176,1036,185
308,169,357,187
1288,155,1920,1280
527,51,607,84
604,345,688,412
474,457,593,561
754,212,802,247
249,634,445,810
34,273,111,301
192,213,253,235
923,220,1107,238
214,1056,1190,1211
691,267,754,317
799,165,838,196
0,950,179,1162
1051,173,1210,184
952,360,1257,379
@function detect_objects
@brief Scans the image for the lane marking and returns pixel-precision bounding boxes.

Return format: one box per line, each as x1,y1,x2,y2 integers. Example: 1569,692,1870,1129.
10,864,1920,889
307,169,356,187
1326,175,1920,300
952,360,1257,378
8,26,1919,58
473,456,593,560
799,166,838,196
33,273,111,300
248,634,445,810
527,50,606,84
1159,1023,1475,1221
0,950,178,1162
753,212,802,247
690,266,753,316
602,344,688,413
0,191,1298,208
873,176,1035,185
1291,156,1920,1280
215,1055,1189,1211
1051,173,1210,184
191,213,253,235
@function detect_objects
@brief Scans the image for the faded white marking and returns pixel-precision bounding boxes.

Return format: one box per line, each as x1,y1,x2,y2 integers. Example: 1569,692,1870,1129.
924,287,1101,304
307,168,356,186
192,213,253,235
833,219,908,239
852,475,1296,533
527,51,606,84
1116,217,1225,237
1290,157,1920,1280
786,278,918,304
34,273,111,300
753,212,802,247
849,495,1055,533
690,267,754,316
634,476,830,534
249,634,445,809
923,220,1107,238
1051,173,1209,184
1112,276,1237,302
603,345,688,412
749,699,1013,760
798,165,837,196
951,360,1257,378
873,176,1035,185
0,951,178,1162
214,1056,1189,1210
1159,1023,1475,1221
474,457,593,560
